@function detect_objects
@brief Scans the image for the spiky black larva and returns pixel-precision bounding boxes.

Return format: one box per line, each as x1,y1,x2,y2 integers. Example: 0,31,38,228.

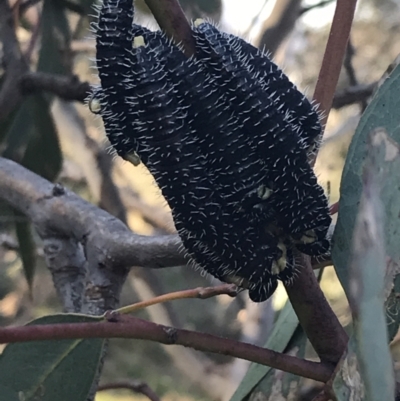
223,31,323,158
94,4,282,301
94,0,145,162
192,21,331,252
133,33,288,299
130,31,285,301
93,0,332,302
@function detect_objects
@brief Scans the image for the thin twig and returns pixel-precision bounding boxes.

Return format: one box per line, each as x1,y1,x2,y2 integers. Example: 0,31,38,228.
312,0,358,142
329,201,339,215
144,0,196,57
98,380,161,401
332,82,375,110
115,284,238,315
0,316,333,383
343,38,368,111
343,39,358,87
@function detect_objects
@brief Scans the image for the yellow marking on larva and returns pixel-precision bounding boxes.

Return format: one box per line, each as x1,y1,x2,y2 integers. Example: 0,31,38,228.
271,261,280,275
276,242,287,271
272,242,287,275
300,230,317,244
194,19,205,28
88,97,101,114
133,36,145,48
125,151,141,166
257,184,273,200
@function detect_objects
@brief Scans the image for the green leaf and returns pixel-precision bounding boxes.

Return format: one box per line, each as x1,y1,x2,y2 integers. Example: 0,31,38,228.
0,103,20,145
0,314,104,401
2,99,34,162
249,326,306,401
332,129,396,401
230,301,298,401
21,95,62,182
38,0,71,75
14,212,36,293
332,63,400,294
2,95,62,181
0,384,19,401
347,129,395,401
1,94,62,288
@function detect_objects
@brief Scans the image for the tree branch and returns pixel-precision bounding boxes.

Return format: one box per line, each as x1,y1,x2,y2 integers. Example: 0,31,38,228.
20,72,91,102
285,254,346,365
0,157,186,271
0,315,333,383
41,235,87,313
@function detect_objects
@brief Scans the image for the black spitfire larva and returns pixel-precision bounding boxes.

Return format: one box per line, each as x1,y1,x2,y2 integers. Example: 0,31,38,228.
91,0,332,302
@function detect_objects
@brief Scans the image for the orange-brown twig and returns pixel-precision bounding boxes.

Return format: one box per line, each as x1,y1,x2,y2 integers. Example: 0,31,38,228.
312,0,358,151
0,315,333,383
115,284,237,315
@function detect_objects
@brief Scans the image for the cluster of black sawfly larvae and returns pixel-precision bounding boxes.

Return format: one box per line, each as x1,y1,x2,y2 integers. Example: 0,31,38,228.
89,0,332,302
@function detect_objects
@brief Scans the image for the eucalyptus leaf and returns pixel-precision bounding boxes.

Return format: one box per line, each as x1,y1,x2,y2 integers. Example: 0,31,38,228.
1,94,61,288
14,212,36,293
347,129,396,401
332,63,400,294
21,95,62,182
249,326,306,401
0,384,20,401
2,98,34,161
230,301,298,401
38,0,71,75
333,129,397,401
0,314,104,401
